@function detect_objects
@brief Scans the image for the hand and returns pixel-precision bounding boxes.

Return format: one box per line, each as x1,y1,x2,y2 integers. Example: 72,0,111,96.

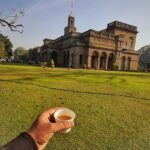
27,107,74,150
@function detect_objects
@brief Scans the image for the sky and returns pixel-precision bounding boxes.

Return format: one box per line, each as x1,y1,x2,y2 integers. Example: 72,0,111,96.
0,0,150,50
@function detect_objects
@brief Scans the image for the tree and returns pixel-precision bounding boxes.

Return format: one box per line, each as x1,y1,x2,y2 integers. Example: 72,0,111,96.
138,45,150,69
0,41,5,58
0,10,24,57
0,33,13,57
0,10,24,33
14,47,29,62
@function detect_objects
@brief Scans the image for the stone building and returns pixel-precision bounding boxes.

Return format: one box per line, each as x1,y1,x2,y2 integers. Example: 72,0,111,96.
29,15,139,70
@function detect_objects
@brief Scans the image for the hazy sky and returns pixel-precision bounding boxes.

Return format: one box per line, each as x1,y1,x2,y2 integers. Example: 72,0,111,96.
0,0,150,50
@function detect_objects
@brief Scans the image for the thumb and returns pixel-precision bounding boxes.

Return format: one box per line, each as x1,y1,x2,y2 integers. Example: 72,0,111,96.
52,121,74,132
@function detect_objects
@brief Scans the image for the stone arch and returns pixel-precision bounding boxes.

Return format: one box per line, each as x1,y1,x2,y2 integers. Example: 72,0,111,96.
51,51,57,66
91,51,99,68
100,52,107,69
121,56,126,70
107,53,115,70
127,57,131,70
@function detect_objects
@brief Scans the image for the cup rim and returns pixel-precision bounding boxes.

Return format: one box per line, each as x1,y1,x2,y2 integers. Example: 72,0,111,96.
54,108,76,121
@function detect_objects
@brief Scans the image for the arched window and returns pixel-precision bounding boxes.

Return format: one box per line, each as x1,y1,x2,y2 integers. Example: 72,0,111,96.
91,51,98,68
100,52,107,69
127,57,131,70
121,56,126,70
108,53,115,70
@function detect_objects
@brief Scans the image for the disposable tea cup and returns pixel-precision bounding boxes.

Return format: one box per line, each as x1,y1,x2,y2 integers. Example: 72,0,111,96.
54,108,76,133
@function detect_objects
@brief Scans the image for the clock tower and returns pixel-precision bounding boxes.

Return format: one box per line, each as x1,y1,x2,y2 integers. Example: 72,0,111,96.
64,1,76,35
64,15,77,35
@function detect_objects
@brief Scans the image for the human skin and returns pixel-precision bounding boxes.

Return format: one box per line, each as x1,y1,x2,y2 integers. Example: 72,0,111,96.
27,107,74,150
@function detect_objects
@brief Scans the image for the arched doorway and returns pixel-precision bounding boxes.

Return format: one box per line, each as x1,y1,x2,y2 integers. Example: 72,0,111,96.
51,51,57,66
100,52,107,69
127,57,131,70
121,56,126,70
91,51,98,68
108,53,115,70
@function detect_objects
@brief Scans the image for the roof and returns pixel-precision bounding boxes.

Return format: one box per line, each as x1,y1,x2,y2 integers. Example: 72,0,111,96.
107,21,138,33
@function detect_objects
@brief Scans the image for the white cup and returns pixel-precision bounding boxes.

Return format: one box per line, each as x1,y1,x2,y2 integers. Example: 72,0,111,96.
54,108,76,133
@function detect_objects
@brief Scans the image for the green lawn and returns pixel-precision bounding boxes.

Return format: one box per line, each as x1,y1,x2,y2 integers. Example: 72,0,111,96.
0,64,150,150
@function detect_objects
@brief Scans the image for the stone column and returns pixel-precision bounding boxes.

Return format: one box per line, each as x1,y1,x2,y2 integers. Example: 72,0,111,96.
105,57,109,70
74,54,79,68
87,55,92,68
125,58,128,70
97,55,101,69
47,50,51,62
69,54,72,63
64,51,67,67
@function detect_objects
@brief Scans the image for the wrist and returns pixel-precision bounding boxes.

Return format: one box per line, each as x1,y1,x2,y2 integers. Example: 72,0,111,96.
27,131,40,149
27,130,48,150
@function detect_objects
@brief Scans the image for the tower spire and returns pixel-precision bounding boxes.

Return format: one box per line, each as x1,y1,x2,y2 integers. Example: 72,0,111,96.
70,0,73,16
64,0,76,35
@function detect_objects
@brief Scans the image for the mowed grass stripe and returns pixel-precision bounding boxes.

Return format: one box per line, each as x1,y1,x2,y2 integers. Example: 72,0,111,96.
0,79,150,101
0,64,150,150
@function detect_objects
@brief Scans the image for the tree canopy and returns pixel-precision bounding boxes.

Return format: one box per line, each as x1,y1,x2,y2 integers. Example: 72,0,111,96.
14,47,29,62
0,41,5,58
0,33,13,57
0,10,24,58
139,45,150,68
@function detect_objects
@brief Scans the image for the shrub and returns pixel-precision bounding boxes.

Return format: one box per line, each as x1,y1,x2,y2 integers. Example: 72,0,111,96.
50,59,55,68
41,62,47,68
83,64,87,69
112,63,119,70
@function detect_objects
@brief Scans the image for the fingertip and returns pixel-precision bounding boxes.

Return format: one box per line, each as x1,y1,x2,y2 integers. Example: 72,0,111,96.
70,121,75,127
52,121,75,132
45,107,68,115
64,121,75,128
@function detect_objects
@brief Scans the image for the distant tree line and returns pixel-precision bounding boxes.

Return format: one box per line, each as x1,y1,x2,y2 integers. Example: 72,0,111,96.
138,45,150,71
14,47,29,62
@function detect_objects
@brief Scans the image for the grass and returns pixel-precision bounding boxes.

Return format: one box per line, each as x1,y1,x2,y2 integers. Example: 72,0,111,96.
0,64,150,150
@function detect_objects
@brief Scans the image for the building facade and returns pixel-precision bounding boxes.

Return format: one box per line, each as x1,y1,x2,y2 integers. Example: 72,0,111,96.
29,15,139,70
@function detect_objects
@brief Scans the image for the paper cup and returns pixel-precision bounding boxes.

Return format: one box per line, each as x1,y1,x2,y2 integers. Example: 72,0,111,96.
54,108,76,133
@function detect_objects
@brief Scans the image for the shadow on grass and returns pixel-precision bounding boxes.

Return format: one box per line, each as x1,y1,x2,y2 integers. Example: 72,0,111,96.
1,64,150,78
49,71,150,79
0,79,150,101
0,63,39,67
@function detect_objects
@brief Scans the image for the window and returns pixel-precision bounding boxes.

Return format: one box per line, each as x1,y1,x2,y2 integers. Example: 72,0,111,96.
80,55,83,65
125,42,128,49
71,20,74,25
130,37,134,48
119,41,122,47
